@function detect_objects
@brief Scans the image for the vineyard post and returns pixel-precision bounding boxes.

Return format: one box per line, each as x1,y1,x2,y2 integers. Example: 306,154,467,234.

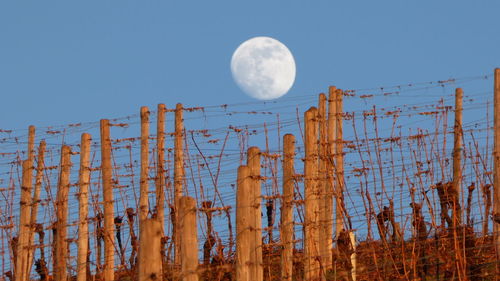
15,160,33,281
179,196,199,281
54,145,71,281
304,107,320,280
77,134,91,281
156,103,166,233
27,140,46,276
247,146,263,281
328,87,339,241
335,89,345,233
27,125,35,206
100,119,115,281
318,93,332,270
28,125,35,162
16,125,36,281
26,125,36,277
326,86,342,241
453,88,463,224
453,88,467,278
140,106,150,223
27,125,35,202
281,134,295,281
138,219,163,281
174,103,185,264
350,232,357,281
494,68,500,266
236,165,252,281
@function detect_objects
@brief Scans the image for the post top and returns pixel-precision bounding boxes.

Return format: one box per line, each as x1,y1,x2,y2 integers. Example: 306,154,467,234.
247,146,260,154
305,106,317,115
81,132,92,140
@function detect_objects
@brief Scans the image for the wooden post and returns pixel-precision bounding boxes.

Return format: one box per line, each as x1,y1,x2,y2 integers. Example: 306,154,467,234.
54,145,71,281
15,126,36,281
452,88,466,281
281,134,295,281
453,88,463,225
15,160,33,281
179,196,198,281
140,106,150,223
156,104,166,233
77,134,91,281
247,146,263,281
27,125,36,209
100,119,115,281
318,93,332,271
27,126,35,179
494,68,500,264
350,232,357,281
138,219,163,281
328,87,339,240
335,89,345,234
236,165,252,281
174,103,185,264
26,140,46,277
304,107,320,280
28,125,35,160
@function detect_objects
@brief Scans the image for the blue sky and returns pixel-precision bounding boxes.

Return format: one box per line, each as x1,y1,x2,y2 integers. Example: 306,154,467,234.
1,1,499,130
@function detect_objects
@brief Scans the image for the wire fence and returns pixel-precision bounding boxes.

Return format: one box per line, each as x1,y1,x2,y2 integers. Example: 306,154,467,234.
0,73,499,280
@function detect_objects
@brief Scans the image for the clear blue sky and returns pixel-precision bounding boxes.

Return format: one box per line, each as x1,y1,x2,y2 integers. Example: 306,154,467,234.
1,1,499,130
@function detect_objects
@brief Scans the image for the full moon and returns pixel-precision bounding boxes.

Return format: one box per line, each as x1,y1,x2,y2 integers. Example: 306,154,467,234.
231,36,296,100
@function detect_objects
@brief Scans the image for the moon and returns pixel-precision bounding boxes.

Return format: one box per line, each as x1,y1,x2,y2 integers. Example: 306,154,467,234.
231,36,296,100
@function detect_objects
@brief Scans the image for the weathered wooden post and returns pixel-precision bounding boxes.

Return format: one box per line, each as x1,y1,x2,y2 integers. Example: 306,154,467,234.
140,106,150,223
453,88,463,224
77,133,91,281
236,165,252,281
15,126,36,281
54,145,71,281
452,87,467,278
318,93,332,271
247,146,263,281
27,140,46,276
174,103,185,264
156,103,166,232
281,134,295,281
28,125,35,160
100,119,115,281
304,107,320,280
179,196,199,281
328,87,338,240
138,219,163,281
335,89,345,234
350,232,357,281
15,160,33,281
494,68,500,265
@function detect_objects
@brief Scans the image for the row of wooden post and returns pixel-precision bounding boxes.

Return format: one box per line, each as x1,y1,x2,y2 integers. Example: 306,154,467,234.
13,89,349,281
13,69,500,280
13,102,188,281
14,91,348,281
234,86,350,281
